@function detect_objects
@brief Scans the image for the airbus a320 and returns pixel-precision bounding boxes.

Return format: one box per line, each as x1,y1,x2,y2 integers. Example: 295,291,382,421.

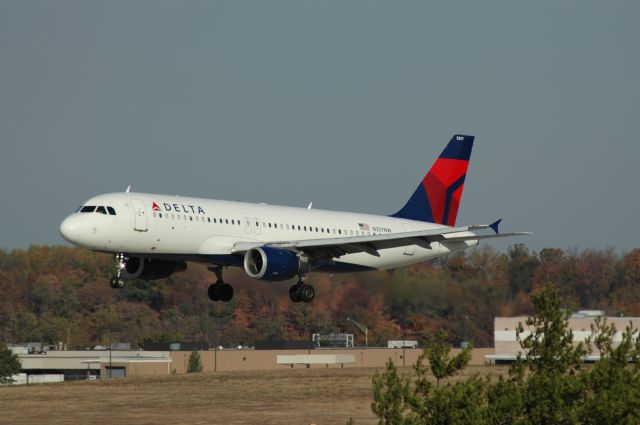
59,134,530,303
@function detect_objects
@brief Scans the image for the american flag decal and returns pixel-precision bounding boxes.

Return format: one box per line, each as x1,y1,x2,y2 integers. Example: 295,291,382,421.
358,223,370,231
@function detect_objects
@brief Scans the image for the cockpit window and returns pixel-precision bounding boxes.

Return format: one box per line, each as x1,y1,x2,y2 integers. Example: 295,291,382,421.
80,206,96,213
95,206,107,215
107,207,116,215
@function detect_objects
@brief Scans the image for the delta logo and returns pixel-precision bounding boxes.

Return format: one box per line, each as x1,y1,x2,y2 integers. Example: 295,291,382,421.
152,201,206,215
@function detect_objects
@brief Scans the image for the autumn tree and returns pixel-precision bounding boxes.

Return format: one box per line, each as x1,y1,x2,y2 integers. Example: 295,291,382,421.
507,244,539,302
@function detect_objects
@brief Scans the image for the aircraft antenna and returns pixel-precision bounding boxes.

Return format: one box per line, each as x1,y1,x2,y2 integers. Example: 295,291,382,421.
307,202,313,210
125,185,131,193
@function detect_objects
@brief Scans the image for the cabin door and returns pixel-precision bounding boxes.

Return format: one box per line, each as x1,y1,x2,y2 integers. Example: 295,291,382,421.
131,199,148,232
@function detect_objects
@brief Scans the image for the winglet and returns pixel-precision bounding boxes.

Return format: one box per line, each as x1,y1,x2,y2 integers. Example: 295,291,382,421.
489,219,502,234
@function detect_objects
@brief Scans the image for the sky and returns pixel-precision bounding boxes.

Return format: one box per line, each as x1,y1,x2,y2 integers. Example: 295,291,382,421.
0,0,638,253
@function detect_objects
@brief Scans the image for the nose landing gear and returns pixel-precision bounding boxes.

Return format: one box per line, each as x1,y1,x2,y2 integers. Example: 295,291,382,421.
109,253,126,289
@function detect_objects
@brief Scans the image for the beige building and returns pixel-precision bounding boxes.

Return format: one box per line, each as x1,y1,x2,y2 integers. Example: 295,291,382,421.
14,347,493,380
16,350,172,380
168,347,492,374
492,312,640,361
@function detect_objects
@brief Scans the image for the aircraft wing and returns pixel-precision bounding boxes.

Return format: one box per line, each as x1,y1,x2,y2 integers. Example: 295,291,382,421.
231,222,531,260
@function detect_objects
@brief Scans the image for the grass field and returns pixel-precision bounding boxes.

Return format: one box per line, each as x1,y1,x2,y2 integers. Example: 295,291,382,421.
0,366,509,425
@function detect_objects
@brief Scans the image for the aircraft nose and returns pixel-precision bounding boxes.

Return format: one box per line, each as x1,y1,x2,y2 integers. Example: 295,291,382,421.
59,215,79,243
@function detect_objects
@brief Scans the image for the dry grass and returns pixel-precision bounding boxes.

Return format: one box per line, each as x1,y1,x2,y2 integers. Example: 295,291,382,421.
0,366,509,425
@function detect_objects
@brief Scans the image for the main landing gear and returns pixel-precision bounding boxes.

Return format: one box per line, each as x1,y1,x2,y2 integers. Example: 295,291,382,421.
109,253,126,289
289,277,315,303
208,266,234,302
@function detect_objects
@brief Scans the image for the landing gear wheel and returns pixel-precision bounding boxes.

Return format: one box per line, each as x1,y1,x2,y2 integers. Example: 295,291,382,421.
220,283,234,302
289,285,301,303
109,277,125,289
207,271,235,302
289,283,315,303
208,283,221,301
299,284,315,303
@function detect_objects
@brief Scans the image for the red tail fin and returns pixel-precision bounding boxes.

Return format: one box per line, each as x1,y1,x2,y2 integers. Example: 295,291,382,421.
391,134,474,225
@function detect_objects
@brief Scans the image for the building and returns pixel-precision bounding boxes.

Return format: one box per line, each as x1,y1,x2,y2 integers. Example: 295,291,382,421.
488,311,640,363
12,349,173,381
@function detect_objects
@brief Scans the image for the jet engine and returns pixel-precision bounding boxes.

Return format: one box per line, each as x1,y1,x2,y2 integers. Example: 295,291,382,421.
243,246,304,281
121,257,187,280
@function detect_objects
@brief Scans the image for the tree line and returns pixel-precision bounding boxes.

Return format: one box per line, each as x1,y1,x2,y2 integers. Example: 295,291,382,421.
0,244,638,348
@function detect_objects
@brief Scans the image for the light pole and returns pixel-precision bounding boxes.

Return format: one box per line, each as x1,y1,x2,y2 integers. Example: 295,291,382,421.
347,318,369,347
108,332,112,379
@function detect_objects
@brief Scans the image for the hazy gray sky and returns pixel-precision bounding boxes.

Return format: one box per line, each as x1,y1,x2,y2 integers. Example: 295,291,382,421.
1,1,638,253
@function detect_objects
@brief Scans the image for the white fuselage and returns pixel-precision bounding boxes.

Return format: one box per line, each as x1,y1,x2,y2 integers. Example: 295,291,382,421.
60,192,477,273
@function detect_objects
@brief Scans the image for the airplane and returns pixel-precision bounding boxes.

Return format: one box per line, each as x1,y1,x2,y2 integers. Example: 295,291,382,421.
59,134,530,303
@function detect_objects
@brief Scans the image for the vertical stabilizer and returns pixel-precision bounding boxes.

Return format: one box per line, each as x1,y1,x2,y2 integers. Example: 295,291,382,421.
391,134,474,226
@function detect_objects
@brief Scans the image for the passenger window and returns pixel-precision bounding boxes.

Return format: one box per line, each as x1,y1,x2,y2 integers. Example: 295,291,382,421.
171,214,175,219
225,219,229,224
231,219,235,225
268,223,272,228
338,230,342,235
315,227,318,232
304,226,307,231
190,216,193,221
208,218,211,223
80,206,96,213
298,225,301,230
256,221,259,227
159,213,163,218
107,207,116,215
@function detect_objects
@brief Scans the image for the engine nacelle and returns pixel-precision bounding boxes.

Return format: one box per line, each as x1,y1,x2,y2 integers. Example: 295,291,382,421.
121,257,187,280
243,247,302,281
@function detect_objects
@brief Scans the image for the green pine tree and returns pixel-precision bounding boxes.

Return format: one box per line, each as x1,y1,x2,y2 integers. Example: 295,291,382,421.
514,284,587,425
371,359,411,425
0,344,21,384
187,350,203,373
